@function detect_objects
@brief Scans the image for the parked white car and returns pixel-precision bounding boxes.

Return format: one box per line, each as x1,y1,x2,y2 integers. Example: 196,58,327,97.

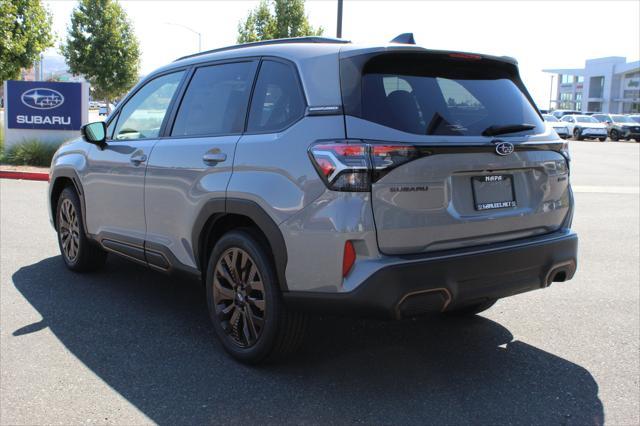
560,114,608,141
542,114,570,139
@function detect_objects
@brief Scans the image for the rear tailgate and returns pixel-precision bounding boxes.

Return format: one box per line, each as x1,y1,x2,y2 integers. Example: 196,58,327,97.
340,49,571,255
368,140,570,254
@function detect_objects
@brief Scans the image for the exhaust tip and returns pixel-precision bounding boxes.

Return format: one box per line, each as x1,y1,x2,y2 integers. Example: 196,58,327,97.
396,289,451,319
545,261,576,286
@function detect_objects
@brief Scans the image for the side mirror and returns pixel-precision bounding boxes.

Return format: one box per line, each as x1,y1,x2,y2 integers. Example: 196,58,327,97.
81,121,107,147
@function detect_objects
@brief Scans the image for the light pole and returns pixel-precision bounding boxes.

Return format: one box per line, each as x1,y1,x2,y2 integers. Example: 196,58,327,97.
165,22,202,52
549,74,555,111
336,0,343,38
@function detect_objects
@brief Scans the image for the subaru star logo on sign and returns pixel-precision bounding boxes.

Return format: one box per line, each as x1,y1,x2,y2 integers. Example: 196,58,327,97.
21,88,65,110
494,141,515,156
6,81,81,130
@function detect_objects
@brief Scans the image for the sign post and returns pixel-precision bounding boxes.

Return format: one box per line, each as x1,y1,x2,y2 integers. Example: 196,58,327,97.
3,80,88,148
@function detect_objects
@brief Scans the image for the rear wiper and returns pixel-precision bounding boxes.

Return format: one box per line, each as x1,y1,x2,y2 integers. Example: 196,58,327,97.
482,123,536,137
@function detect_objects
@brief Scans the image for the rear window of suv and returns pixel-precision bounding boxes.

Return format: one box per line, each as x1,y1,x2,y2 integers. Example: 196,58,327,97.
341,52,544,137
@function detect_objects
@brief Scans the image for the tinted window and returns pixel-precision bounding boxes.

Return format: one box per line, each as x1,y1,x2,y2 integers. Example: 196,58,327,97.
611,115,633,123
351,54,543,136
542,114,559,122
247,60,305,133
576,116,597,123
114,72,184,140
172,62,255,136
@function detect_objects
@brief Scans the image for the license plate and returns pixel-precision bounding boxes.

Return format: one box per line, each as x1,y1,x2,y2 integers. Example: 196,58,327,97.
472,174,517,211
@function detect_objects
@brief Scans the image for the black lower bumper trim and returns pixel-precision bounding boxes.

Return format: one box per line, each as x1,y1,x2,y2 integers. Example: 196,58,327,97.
283,231,578,319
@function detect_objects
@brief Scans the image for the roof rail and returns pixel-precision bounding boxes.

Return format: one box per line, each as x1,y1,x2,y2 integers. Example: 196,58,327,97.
174,36,351,62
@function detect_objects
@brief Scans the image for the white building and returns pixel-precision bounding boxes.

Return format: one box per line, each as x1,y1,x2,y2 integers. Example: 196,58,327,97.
543,56,639,114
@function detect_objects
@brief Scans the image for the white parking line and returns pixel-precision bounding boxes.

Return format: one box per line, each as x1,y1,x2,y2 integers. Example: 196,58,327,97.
572,185,640,194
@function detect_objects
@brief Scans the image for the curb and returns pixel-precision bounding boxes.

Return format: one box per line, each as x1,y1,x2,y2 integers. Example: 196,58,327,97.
0,170,49,181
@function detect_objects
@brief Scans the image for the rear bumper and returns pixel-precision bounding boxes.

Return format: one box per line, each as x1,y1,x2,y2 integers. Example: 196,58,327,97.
283,230,578,319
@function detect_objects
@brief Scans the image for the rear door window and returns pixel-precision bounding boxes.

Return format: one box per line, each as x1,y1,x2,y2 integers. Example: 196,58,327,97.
246,60,306,133
345,53,544,137
171,61,256,137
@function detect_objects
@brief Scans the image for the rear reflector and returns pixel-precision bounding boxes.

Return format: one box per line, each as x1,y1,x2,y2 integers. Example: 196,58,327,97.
342,240,356,277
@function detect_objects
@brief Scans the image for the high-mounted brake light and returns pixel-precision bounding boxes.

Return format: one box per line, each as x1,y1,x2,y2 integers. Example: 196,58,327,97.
309,141,420,192
448,53,482,60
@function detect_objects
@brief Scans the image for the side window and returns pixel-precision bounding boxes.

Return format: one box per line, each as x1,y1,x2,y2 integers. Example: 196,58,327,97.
113,71,184,140
247,60,306,133
171,62,255,136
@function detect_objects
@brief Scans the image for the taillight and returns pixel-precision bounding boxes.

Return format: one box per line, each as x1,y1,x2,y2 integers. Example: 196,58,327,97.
309,140,419,192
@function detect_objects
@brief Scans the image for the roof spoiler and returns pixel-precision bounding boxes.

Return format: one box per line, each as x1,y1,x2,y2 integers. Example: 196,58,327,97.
390,33,416,45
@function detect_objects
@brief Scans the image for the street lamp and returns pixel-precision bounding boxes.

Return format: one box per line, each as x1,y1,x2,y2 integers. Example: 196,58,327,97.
164,22,202,52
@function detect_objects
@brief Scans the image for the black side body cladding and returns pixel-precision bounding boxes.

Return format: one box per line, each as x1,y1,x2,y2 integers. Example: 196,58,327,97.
49,169,88,234
192,198,289,290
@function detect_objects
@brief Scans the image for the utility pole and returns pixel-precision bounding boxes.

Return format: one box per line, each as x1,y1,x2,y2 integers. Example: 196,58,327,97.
336,0,343,38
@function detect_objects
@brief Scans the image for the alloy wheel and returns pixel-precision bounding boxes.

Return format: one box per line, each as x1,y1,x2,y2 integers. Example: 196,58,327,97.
59,199,80,262
212,247,266,348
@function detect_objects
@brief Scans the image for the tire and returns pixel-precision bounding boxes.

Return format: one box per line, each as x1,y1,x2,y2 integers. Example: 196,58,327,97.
206,229,306,364
610,129,619,141
56,186,107,272
573,128,584,141
598,137,607,142
445,299,497,316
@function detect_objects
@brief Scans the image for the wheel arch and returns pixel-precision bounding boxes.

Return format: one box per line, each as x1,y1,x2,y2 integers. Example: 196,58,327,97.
49,169,87,233
194,198,289,291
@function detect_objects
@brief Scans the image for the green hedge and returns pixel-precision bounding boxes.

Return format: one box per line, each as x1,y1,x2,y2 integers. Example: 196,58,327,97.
3,140,61,167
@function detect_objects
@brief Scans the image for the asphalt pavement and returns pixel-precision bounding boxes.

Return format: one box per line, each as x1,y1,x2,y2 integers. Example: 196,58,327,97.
1,141,638,425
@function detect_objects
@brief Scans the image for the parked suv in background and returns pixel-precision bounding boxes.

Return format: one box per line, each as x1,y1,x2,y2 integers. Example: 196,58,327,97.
48,36,578,363
542,114,570,139
561,114,608,141
592,113,640,141
551,109,580,119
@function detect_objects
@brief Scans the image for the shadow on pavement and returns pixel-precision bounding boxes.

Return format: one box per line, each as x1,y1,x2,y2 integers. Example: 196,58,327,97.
13,256,604,425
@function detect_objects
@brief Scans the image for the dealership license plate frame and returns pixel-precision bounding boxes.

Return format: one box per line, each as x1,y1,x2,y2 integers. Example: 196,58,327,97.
472,174,517,211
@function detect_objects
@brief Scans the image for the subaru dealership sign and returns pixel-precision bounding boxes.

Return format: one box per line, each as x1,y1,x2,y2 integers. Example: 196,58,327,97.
7,81,82,130
3,80,88,147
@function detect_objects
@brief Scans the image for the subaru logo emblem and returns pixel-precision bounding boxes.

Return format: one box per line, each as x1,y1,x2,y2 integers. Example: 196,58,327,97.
21,88,65,110
494,141,514,156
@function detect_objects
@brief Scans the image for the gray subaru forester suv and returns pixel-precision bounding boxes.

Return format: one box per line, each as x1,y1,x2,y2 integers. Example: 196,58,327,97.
49,36,578,363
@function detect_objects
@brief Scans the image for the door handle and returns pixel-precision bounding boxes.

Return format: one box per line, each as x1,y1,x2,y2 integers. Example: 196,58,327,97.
202,152,227,165
130,153,147,165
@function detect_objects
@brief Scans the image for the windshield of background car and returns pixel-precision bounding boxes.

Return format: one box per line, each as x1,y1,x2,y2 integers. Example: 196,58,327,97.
341,52,544,137
543,114,559,122
630,116,640,123
576,116,598,123
611,115,634,123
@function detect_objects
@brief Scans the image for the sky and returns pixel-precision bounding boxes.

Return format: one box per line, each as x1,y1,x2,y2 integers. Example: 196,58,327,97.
43,0,640,107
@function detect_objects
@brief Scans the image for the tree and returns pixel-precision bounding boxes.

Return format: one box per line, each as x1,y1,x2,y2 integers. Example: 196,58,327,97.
237,0,323,44
62,0,140,108
0,0,54,82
